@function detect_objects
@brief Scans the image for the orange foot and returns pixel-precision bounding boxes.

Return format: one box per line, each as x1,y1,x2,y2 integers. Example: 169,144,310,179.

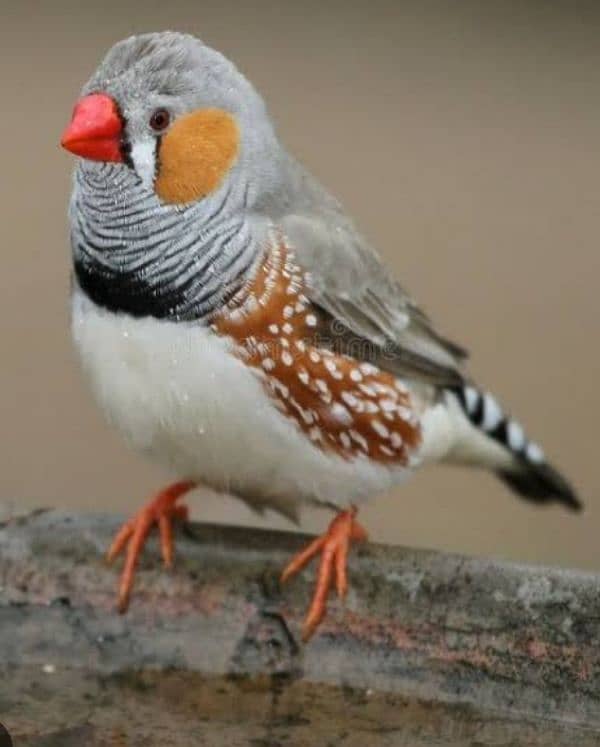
281,508,368,641
106,480,195,612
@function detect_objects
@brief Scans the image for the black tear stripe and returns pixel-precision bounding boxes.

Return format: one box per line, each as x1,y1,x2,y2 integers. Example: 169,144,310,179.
113,102,134,170
154,135,162,182
121,138,134,170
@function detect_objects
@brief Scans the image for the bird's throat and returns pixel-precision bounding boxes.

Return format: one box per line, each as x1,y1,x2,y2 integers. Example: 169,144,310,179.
71,162,256,321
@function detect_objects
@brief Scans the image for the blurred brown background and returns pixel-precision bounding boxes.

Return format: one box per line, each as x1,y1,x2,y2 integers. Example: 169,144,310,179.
1,1,598,569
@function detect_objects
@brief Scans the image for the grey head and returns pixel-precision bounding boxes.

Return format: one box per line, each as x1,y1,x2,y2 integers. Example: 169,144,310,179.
81,31,283,200
67,31,287,321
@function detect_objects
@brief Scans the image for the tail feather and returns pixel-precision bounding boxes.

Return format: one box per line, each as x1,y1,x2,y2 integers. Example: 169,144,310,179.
451,385,582,512
497,460,581,511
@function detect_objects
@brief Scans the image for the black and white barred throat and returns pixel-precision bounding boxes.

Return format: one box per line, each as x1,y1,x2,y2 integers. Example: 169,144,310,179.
70,162,260,321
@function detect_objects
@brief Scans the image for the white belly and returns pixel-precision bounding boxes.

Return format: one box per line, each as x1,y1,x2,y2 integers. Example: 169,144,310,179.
71,289,403,516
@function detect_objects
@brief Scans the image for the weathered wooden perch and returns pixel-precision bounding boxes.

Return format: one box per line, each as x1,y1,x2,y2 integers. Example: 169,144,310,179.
1,509,599,745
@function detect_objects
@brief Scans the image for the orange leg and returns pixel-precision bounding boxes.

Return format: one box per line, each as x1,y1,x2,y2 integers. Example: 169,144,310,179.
281,508,367,641
106,480,195,612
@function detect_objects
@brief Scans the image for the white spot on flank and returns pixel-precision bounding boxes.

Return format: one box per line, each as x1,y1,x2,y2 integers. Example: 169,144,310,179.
390,432,403,449
371,420,390,438
374,382,392,395
283,305,294,319
295,339,306,352
228,308,243,323
262,358,275,371
281,351,293,366
379,398,397,413
309,426,323,442
350,369,363,382
341,391,359,408
379,444,394,457
289,398,315,425
305,314,317,327
309,351,321,363
397,405,414,422
282,322,293,335
272,380,289,399
268,324,279,335
349,429,369,453
331,402,353,426
359,384,377,398
340,432,352,449
359,363,378,376
298,370,310,385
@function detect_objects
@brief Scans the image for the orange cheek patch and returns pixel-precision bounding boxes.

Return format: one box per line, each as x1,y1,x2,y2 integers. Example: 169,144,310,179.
155,108,240,205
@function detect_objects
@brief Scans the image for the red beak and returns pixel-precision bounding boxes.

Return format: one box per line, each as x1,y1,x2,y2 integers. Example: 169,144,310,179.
61,93,124,162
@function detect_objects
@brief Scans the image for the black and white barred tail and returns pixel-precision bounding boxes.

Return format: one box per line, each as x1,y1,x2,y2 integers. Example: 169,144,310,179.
450,385,581,512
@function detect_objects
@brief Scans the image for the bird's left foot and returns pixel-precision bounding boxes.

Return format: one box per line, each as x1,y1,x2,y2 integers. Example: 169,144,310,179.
106,480,195,612
281,507,367,641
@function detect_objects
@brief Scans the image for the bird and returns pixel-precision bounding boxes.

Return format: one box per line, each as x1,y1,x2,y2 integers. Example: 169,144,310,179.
60,31,580,641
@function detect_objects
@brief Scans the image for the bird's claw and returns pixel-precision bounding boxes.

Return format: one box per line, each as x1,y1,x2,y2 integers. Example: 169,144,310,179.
106,480,194,612
281,508,367,641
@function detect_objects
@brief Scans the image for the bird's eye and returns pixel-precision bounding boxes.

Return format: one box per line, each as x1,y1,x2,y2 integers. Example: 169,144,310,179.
149,108,170,132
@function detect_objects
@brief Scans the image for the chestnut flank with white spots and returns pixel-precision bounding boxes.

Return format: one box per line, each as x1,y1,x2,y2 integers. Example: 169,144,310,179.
213,234,421,464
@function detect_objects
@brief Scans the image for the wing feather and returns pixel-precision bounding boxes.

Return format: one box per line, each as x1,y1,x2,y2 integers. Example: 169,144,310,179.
279,207,467,387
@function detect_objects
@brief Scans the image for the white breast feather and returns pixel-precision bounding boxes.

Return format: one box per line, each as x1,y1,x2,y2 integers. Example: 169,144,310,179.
71,289,405,515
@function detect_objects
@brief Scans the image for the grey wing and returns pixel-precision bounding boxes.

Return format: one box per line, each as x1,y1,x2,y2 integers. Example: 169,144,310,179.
279,208,467,388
